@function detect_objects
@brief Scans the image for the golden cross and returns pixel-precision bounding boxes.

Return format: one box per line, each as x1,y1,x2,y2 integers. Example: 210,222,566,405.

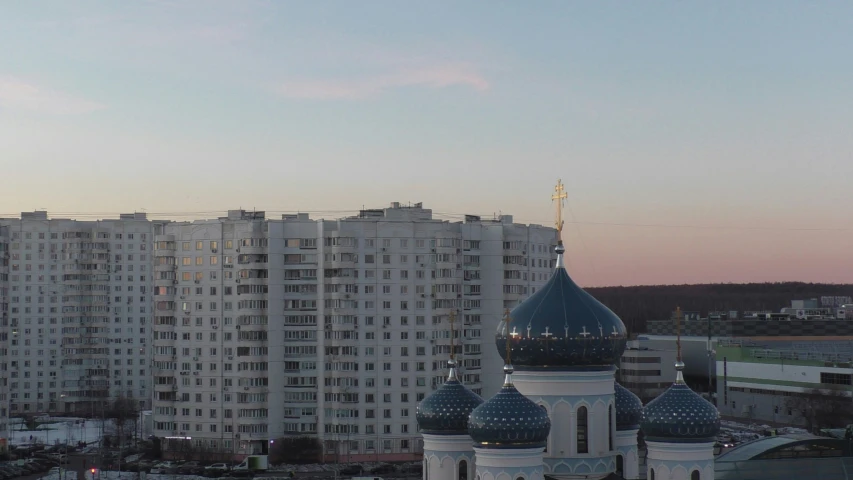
449,309,456,362
504,309,513,364
675,306,683,362
552,179,568,241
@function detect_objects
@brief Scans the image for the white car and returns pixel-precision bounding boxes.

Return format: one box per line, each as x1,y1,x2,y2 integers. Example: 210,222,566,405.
205,463,230,471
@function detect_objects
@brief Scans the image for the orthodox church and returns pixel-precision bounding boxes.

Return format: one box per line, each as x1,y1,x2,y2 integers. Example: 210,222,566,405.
416,181,721,480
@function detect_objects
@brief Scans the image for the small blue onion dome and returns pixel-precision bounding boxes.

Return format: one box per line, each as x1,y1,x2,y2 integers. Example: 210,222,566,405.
497,243,628,370
467,364,551,449
614,381,643,431
641,362,721,443
416,360,484,435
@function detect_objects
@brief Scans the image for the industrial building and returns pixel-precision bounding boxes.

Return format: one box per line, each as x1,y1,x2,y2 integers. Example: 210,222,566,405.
716,338,853,427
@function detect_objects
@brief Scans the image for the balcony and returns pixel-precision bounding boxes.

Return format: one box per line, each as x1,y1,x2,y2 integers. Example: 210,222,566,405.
236,243,266,255
154,262,178,273
323,259,355,269
154,382,179,393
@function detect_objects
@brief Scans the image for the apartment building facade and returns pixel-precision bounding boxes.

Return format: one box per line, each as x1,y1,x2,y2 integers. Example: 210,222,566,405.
0,211,157,424
151,204,556,461
1,225,9,449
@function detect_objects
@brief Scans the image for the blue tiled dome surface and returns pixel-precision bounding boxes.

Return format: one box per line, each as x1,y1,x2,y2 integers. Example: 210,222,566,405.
416,376,484,435
497,258,628,370
615,382,644,431
641,383,720,442
468,381,551,449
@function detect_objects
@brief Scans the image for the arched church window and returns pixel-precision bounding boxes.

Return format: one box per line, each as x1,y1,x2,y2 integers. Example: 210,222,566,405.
515,476,525,480
458,460,467,480
691,470,700,480
540,404,548,452
423,458,427,480
615,455,623,475
577,406,589,454
649,468,655,480
608,405,614,451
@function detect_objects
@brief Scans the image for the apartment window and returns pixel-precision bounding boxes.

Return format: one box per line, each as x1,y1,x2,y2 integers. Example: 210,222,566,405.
196,241,204,250
820,372,852,385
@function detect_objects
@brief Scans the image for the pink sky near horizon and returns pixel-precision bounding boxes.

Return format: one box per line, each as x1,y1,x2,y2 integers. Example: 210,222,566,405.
1,2,852,287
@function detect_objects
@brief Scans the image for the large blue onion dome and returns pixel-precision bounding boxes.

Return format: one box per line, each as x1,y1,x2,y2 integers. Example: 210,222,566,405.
467,364,551,449
497,243,628,371
416,360,484,435
641,362,720,443
614,381,643,431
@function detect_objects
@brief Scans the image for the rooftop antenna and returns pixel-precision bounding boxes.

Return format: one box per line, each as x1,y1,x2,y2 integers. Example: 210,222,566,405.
675,306,685,384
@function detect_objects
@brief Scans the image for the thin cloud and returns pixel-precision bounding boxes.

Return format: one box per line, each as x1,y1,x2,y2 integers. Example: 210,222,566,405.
276,64,489,100
0,76,105,115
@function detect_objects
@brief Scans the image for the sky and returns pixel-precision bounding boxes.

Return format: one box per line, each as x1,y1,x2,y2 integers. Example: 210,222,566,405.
1,1,852,287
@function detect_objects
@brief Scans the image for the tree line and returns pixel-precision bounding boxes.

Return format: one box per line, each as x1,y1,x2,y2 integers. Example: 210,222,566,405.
585,282,853,335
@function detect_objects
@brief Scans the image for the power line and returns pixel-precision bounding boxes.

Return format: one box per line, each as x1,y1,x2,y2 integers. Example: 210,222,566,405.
1,209,851,232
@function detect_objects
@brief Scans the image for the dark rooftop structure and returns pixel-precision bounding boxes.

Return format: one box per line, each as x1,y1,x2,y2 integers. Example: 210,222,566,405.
715,434,853,480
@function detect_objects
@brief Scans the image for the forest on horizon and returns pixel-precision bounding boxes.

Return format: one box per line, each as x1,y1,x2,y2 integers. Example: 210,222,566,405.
584,282,853,334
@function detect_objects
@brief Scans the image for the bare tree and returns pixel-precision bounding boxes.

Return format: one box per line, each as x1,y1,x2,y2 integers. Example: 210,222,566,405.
784,387,853,433
103,396,139,446
269,437,322,465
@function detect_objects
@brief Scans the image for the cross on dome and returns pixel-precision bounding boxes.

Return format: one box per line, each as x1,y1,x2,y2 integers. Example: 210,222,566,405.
448,309,457,363
552,179,568,243
496,177,628,370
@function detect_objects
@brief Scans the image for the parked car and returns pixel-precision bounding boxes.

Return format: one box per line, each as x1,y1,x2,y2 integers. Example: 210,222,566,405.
179,461,205,475
203,463,231,477
339,465,363,475
368,465,396,475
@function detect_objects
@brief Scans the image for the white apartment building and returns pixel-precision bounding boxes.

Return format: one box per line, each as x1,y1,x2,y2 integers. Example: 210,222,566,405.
0,211,157,423
1,225,10,448
152,203,556,462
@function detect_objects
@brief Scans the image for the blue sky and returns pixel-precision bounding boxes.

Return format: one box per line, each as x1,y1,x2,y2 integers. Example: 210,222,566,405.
1,1,852,285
